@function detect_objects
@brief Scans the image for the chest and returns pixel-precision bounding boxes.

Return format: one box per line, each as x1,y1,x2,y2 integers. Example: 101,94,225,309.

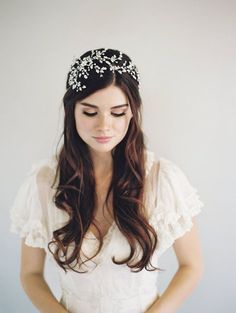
87,193,114,240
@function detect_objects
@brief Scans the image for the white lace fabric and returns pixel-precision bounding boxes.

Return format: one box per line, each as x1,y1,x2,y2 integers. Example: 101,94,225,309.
9,150,204,313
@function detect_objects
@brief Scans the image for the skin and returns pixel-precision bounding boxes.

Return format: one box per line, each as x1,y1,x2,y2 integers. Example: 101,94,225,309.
74,83,134,238
146,217,204,313
20,83,204,312
20,243,67,313
20,220,204,313
74,83,133,179
20,83,134,313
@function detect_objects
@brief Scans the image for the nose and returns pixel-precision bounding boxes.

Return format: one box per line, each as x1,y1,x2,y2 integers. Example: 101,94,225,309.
96,113,112,131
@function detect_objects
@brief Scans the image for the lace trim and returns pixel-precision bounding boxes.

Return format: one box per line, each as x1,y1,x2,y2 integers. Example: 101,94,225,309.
10,210,48,249
150,190,204,256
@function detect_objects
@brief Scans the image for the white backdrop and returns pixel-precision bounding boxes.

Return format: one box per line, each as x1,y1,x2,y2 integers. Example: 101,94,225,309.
1,0,235,312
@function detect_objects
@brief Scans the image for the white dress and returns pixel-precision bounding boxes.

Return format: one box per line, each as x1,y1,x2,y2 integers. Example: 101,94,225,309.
9,150,204,313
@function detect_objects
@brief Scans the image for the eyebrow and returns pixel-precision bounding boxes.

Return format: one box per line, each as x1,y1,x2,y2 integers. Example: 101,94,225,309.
79,102,129,109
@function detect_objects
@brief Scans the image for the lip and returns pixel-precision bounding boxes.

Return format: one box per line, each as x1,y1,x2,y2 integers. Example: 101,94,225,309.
93,136,113,143
94,136,112,139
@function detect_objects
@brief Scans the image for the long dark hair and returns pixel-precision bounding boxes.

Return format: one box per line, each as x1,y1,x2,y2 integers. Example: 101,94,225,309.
48,48,163,273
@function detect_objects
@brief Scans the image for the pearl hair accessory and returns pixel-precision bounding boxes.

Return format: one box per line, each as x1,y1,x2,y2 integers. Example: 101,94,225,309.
68,48,140,92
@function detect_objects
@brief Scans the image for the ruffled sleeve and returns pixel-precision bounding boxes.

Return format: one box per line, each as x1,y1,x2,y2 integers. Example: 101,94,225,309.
149,157,204,257
9,157,57,250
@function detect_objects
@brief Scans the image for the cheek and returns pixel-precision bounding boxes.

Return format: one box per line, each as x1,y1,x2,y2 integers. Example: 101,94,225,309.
115,116,132,133
75,116,94,133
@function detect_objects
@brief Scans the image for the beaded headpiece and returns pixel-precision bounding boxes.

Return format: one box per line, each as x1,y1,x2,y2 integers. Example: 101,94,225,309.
68,48,140,92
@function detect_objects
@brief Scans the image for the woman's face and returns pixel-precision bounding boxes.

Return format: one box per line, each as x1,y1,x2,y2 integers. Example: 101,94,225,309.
74,84,133,155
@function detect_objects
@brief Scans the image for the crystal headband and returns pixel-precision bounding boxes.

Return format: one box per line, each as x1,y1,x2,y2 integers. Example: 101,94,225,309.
68,48,140,92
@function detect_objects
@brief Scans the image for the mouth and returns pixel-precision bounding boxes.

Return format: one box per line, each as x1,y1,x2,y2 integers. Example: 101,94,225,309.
93,136,113,143
94,136,112,140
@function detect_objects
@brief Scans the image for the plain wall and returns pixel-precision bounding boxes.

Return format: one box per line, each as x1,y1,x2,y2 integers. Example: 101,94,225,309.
1,0,235,312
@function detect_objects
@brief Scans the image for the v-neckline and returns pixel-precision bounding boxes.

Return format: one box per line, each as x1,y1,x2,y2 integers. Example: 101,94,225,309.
84,150,156,243
86,220,116,242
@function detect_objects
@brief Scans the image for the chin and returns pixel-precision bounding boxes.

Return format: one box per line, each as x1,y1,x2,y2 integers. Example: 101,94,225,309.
85,137,125,153
88,143,115,153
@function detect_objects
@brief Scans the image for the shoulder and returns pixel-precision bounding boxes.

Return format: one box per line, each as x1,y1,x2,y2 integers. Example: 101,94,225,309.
26,155,59,192
144,149,173,170
145,151,204,215
145,150,175,180
146,155,204,257
145,150,193,188
157,157,200,200
144,149,158,177
28,155,58,178
10,155,59,249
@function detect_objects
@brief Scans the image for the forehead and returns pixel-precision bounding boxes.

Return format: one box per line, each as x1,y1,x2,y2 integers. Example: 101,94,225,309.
77,85,129,109
78,102,129,109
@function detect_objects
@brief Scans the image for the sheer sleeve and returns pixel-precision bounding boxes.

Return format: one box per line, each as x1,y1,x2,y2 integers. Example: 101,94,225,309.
9,158,57,250
149,158,204,257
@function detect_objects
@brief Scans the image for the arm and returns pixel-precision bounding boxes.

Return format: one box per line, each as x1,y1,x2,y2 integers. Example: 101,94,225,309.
146,218,204,313
20,239,68,313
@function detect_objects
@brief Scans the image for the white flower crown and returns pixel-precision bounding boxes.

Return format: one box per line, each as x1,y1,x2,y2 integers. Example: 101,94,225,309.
68,48,140,92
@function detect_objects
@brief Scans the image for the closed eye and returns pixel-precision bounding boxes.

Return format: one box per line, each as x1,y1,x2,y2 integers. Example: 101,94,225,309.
82,112,126,117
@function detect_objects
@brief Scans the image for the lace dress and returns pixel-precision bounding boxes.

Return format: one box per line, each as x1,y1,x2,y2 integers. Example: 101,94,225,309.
9,150,204,313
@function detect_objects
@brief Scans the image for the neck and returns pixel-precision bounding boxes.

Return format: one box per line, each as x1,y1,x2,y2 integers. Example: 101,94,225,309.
90,149,113,180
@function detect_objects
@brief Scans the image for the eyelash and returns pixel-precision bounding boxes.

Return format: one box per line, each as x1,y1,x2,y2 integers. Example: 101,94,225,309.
82,112,126,117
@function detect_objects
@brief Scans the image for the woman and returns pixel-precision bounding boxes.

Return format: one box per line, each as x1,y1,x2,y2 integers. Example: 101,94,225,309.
10,48,204,313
